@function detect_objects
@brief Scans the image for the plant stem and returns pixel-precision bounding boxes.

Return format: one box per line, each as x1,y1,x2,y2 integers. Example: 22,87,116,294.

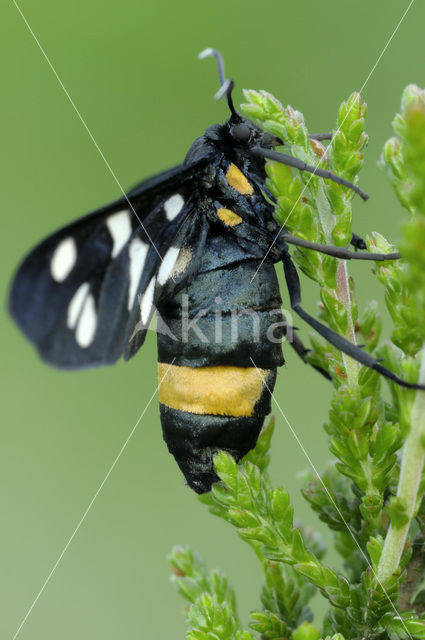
377,347,425,584
316,183,360,386
335,261,359,387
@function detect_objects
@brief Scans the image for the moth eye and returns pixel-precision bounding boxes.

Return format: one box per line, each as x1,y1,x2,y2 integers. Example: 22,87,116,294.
230,123,251,144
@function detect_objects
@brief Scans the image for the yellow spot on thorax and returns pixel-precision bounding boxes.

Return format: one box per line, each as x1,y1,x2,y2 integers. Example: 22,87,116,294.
217,208,243,227
158,363,270,417
225,163,254,195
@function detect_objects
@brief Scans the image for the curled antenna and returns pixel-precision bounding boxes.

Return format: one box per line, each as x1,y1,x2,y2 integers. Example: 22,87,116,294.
198,48,239,120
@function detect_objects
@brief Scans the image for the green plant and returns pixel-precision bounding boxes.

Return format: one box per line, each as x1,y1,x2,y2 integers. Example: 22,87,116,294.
169,84,425,640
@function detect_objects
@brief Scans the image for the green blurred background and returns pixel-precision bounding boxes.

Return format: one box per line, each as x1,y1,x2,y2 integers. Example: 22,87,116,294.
1,0,424,637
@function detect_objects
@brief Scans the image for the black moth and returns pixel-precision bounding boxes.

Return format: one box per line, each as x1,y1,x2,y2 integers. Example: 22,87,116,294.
9,49,424,494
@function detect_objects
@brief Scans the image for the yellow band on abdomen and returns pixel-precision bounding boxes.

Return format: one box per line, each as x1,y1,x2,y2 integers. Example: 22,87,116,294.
158,363,269,417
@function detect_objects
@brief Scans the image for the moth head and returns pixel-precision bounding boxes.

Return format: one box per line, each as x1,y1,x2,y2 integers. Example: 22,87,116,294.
229,122,251,144
229,119,282,149
199,49,282,150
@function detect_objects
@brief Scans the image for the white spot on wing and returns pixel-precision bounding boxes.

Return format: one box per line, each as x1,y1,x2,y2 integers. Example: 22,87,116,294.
128,238,149,309
171,245,192,278
75,293,97,348
157,246,180,285
50,237,77,282
106,210,132,257
164,194,184,220
141,277,156,325
67,282,90,329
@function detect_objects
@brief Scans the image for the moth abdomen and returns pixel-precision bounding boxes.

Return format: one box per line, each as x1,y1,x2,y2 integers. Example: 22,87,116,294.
156,252,284,493
159,394,273,495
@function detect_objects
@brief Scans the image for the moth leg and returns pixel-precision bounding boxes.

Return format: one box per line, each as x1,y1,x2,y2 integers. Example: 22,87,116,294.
283,320,331,381
281,232,399,261
351,232,367,251
309,132,333,141
282,253,425,390
251,147,369,201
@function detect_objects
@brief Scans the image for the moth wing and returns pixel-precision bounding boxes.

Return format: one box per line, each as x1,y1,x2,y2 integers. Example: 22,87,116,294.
9,160,210,369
